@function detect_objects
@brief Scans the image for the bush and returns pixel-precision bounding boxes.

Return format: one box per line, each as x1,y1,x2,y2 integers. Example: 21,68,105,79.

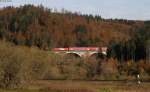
44,57,88,80
0,42,28,88
27,48,50,80
100,58,119,80
0,41,50,89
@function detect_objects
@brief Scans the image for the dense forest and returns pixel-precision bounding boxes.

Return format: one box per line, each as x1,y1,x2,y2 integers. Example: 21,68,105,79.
0,5,150,62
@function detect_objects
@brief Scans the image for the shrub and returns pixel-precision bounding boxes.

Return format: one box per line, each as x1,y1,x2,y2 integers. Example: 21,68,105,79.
27,48,50,80
45,57,88,80
100,58,119,80
0,42,29,88
0,41,50,89
83,57,99,79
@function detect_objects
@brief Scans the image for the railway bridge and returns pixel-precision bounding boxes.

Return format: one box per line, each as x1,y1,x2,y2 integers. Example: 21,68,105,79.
52,47,107,58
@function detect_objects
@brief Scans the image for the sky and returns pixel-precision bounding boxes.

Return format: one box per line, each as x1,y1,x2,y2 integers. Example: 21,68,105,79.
0,0,150,20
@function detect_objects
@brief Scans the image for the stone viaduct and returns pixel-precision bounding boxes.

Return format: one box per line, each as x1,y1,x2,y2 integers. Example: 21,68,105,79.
52,47,107,58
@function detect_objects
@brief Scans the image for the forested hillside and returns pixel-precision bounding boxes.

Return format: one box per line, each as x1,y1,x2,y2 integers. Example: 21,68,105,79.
0,5,150,61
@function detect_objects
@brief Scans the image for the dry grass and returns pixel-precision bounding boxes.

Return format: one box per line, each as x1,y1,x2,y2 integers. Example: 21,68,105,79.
28,80,150,92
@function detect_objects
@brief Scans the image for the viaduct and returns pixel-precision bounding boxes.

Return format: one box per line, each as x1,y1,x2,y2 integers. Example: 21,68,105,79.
52,47,107,58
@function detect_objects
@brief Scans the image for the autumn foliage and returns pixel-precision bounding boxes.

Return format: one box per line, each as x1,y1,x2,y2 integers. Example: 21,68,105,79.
0,5,139,48
0,5,150,89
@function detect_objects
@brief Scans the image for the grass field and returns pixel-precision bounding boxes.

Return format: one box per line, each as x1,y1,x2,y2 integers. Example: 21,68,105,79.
0,80,150,92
